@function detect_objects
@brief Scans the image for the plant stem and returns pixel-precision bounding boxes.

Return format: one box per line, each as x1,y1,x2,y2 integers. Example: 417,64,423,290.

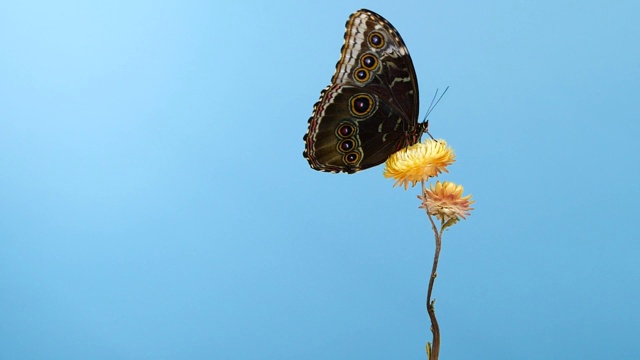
423,181,442,360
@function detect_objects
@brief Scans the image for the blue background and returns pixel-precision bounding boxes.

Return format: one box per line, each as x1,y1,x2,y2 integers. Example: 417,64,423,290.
1,1,639,359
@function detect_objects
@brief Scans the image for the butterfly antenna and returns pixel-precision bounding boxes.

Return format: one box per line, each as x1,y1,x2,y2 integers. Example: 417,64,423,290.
424,88,440,120
421,86,449,141
424,86,449,120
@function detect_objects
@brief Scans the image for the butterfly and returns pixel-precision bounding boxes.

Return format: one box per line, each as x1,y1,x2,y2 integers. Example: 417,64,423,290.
303,9,426,174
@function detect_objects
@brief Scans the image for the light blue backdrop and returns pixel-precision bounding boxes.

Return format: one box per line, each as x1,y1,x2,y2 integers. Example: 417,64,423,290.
1,0,639,359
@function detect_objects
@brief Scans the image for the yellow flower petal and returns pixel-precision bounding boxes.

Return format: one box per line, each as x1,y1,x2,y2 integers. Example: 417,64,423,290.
383,140,455,189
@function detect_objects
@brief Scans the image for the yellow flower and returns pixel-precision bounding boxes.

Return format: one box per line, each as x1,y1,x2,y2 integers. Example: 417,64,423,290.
383,140,455,189
419,181,474,224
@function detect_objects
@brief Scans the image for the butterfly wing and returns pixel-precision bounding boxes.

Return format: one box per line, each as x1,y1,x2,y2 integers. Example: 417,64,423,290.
304,84,413,173
303,9,423,173
331,9,419,122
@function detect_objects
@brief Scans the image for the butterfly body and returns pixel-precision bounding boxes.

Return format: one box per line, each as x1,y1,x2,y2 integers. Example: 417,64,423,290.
303,9,425,173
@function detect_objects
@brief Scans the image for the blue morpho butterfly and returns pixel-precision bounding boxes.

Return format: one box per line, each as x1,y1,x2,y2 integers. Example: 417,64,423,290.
303,9,442,174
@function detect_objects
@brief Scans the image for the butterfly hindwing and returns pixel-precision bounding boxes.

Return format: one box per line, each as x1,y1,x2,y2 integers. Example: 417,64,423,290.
304,84,413,173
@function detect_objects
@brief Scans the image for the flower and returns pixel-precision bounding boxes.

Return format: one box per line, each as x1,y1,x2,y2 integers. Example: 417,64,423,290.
419,181,474,225
383,140,455,189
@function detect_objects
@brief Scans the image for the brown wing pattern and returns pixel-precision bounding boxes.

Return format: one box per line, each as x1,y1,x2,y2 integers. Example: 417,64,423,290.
332,9,419,122
303,9,424,173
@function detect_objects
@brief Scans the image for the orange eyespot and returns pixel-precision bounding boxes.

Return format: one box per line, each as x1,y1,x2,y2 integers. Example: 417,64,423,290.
338,139,355,153
350,93,374,117
368,32,384,48
360,54,378,70
353,67,370,82
343,152,360,165
336,123,355,138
